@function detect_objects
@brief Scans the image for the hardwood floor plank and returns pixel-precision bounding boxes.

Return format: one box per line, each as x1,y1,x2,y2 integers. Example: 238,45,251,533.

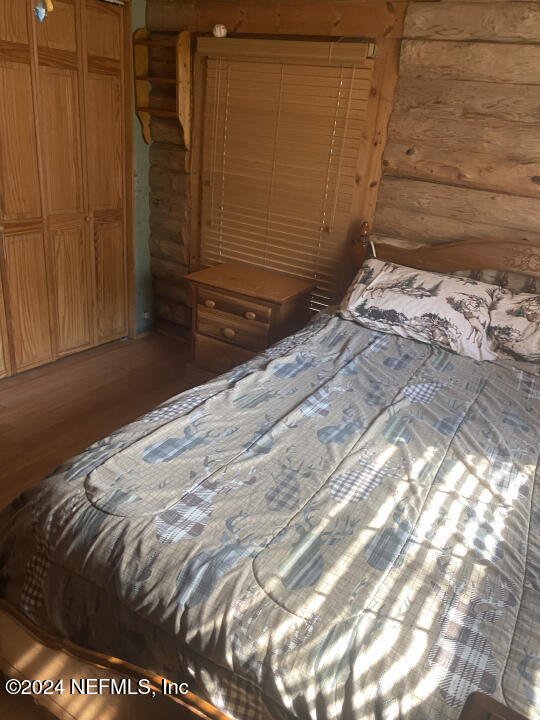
0,334,212,509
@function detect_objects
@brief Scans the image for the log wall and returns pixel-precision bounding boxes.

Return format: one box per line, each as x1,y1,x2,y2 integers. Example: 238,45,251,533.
145,0,540,337
372,1,540,248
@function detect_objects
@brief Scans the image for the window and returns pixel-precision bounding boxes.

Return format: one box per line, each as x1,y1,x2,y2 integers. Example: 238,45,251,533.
196,38,375,309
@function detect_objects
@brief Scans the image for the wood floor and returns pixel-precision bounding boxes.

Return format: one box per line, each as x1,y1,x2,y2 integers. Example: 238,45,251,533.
0,333,212,510
0,334,212,720
0,675,57,720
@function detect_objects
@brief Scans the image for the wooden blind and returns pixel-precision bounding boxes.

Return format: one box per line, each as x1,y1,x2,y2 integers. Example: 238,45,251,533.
198,38,375,309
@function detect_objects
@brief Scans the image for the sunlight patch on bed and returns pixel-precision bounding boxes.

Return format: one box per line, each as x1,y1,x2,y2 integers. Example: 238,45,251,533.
379,626,428,694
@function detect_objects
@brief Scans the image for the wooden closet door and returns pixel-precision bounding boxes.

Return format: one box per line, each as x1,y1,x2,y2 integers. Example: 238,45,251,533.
84,0,127,343
35,0,94,356
0,0,53,373
52,220,93,352
3,229,53,371
0,271,9,378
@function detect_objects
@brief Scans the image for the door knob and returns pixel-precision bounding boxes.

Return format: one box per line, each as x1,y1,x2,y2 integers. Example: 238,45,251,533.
85,216,91,223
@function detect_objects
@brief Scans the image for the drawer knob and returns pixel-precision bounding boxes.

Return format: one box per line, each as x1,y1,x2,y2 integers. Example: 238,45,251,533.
244,311,256,320
205,299,216,309
222,327,235,340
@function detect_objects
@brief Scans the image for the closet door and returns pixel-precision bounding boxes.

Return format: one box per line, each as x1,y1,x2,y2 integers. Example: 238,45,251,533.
3,229,53,371
0,0,53,372
84,0,127,343
0,272,9,378
35,0,95,356
51,219,93,352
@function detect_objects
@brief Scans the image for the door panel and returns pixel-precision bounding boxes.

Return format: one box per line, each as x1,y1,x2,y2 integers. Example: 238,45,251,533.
86,1,122,61
0,61,41,220
0,0,28,44
52,220,93,354
4,230,53,370
85,0,128,345
39,65,84,215
86,72,123,211
0,271,9,378
95,216,127,342
0,330,6,377
35,0,77,53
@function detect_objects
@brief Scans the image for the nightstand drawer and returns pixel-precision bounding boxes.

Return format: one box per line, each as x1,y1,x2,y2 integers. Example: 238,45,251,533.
197,307,269,351
197,286,271,324
186,262,315,374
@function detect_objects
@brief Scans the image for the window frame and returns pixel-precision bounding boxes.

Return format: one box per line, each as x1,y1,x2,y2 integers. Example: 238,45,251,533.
189,35,399,304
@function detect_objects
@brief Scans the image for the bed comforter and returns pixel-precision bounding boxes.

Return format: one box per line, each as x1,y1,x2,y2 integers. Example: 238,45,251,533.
0,313,538,720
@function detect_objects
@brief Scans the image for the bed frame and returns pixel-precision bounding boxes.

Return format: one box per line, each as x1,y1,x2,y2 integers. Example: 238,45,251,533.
1,234,539,720
351,226,540,278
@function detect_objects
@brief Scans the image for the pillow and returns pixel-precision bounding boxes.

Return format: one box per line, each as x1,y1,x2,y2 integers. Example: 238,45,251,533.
341,259,498,362
488,289,540,363
453,268,539,295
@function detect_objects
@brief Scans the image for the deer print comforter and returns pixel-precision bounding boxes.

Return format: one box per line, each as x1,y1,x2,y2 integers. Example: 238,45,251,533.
0,313,538,720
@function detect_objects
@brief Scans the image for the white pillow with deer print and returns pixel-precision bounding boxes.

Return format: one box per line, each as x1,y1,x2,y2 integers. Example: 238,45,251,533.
489,289,540,363
341,259,498,361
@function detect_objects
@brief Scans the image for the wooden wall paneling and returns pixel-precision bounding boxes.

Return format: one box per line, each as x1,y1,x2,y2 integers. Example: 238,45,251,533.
382,140,540,200
146,2,193,32
388,110,540,161
392,76,540,127
50,219,93,354
192,1,407,39
151,255,189,283
153,277,189,306
383,111,540,198
94,214,128,343
3,227,53,371
155,296,191,327
150,141,188,172
149,235,188,266
373,176,540,245
371,0,540,258
405,2,540,43
400,40,540,85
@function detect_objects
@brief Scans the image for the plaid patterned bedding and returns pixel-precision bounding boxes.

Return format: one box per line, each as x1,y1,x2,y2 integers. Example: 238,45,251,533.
0,313,538,720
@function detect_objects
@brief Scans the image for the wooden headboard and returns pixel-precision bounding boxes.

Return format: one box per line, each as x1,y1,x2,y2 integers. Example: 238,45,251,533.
351,234,540,279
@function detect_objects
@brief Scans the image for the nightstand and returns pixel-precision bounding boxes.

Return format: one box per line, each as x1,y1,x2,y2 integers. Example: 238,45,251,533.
459,693,529,720
184,263,315,374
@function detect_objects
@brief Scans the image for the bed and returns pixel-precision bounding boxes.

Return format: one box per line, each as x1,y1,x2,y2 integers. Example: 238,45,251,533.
0,237,538,720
